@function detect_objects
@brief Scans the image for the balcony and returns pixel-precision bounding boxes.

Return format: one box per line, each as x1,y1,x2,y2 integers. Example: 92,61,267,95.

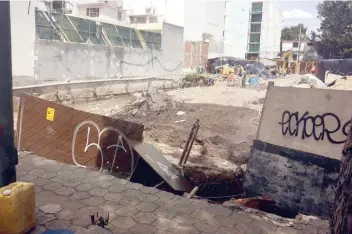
250,24,261,33
250,13,262,23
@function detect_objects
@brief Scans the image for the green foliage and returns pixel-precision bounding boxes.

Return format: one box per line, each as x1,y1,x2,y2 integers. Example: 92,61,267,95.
310,1,352,59
281,24,307,41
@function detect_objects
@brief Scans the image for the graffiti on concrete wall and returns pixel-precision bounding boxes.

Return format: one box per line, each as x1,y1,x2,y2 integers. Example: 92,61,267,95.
279,110,351,144
72,120,135,172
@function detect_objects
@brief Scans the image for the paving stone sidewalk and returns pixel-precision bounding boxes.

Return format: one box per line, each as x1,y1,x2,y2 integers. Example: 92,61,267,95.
16,152,329,234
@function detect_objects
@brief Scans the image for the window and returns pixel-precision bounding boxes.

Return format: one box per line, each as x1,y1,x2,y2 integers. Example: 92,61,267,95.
293,42,299,48
252,2,263,12
248,44,260,52
293,53,298,60
251,13,262,22
250,24,261,33
117,11,122,20
86,8,99,17
249,34,260,43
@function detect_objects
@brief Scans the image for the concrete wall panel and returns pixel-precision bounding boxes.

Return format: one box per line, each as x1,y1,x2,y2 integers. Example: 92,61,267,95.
257,85,352,159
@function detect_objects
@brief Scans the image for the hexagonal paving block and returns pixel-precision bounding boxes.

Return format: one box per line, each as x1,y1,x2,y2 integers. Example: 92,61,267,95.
29,225,47,234
152,218,178,231
45,219,71,230
115,206,139,217
194,221,219,233
135,202,158,212
123,189,143,198
118,197,141,207
174,204,196,215
172,225,199,234
133,212,157,224
130,223,157,234
43,182,62,191
104,193,125,202
55,186,76,196
173,215,196,226
55,209,76,221
76,183,96,192
153,207,178,219
70,191,91,200
36,213,55,225
140,186,160,195
107,184,126,193
83,197,105,206
137,194,159,203
125,182,143,190
100,202,121,213
191,209,215,222
39,204,63,214
89,188,109,197
34,178,50,186
111,217,136,229
208,205,233,217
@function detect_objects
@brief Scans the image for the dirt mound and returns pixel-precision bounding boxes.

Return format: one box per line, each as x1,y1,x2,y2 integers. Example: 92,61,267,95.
122,89,183,117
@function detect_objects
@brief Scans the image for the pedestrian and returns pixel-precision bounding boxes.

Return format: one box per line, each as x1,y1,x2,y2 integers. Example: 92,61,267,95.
311,65,316,75
227,72,235,86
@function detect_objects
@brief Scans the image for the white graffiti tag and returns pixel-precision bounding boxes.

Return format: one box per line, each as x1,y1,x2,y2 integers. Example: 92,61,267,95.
72,120,134,173
156,161,179,180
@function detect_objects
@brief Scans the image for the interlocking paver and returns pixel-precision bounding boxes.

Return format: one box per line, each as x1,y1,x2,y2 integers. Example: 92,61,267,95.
100,201,122,213
140,186,160,195
45,219,70,230
153,207,178,219
56,209,76,220
172,225,199,234
107,183,126,193
125,182,143,190
39,204,62,214
123,189,143,197
118,197,141,207
36,213,55,225
130,223,157,234
55,186,76,196
138,194,159,202
152,218,178,231
191,209,215,223
83,197,105,206
135,202,158,212
89,187,109,197
70,191,91,200
173,214,197,226
29,225,47,234
23,154,326,234
104,193,125,202
76,183,96,192
111,217,136,229
133,212,158,224
194,221,219,233
34,178,50,186
115,206,139,217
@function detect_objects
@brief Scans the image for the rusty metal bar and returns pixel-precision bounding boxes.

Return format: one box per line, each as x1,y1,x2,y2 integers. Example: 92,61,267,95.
179,119,200,166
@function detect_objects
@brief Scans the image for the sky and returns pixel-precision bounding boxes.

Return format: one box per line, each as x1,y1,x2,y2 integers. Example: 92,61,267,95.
279,0,321,33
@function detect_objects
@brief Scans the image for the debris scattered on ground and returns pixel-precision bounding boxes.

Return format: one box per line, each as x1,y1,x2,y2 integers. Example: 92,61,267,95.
176,111,186,116
175,119,186,123
122,89,183,117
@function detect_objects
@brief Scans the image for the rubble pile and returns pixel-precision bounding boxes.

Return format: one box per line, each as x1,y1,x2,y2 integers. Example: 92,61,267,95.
123,89,183,117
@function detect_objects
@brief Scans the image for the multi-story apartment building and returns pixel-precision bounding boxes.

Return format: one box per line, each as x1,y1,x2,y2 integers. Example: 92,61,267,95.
185,0,281,60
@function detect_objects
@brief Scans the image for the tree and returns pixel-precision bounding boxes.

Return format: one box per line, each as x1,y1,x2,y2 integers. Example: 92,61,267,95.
281,24,307,41
309,1,352,59
330,116,352,234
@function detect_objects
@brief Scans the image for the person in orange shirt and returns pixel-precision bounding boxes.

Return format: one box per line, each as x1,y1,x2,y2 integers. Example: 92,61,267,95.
311,65,316,74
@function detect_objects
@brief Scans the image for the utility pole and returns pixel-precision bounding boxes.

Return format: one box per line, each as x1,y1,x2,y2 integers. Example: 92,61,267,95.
0,1,17,187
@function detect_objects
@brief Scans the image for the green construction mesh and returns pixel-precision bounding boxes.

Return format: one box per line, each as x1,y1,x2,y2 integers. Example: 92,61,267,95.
35,10,57,40
140,30,162,50
116,25,142,49
101,23,125,46
68,16,106,45
52,13,82,42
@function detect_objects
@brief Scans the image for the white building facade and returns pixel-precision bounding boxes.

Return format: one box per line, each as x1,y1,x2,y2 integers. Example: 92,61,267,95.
184,0,281,60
